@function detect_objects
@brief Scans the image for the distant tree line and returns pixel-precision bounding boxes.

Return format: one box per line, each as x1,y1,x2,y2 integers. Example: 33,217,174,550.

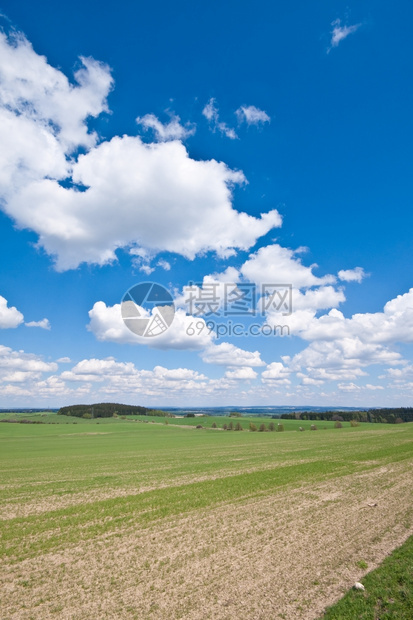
0,408,57,413
279,408,413,424
58,403,164,419
0,419,46,424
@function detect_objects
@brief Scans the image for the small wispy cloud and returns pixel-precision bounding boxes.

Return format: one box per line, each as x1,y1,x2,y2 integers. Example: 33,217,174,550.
338,267,367,283
328,18,361,53
202,98,238,139
202,98,217,123
157,259,171,271
25,318,51,330
129,247,158,274
236,105,270,126
136,113,195,141
133,256,172,274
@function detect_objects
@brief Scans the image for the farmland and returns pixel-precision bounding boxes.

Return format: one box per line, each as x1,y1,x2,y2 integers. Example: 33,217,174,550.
0,415,412,619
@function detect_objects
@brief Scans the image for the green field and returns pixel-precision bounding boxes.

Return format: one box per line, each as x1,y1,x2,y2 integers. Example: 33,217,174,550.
1,415,412,619
0,409,389,430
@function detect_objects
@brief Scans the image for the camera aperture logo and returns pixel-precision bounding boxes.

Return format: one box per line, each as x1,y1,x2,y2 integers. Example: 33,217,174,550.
121,280,291,339
121,282,175,338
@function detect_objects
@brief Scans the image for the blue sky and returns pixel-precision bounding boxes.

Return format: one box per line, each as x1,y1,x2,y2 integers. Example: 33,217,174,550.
0,0,412,408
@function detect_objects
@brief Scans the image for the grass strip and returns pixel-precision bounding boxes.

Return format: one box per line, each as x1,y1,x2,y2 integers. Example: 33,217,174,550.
1,458,358,562
320,534,413,619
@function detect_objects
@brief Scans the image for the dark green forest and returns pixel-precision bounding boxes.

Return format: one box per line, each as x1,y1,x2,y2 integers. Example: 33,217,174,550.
58,403,159,418
280,408,413,424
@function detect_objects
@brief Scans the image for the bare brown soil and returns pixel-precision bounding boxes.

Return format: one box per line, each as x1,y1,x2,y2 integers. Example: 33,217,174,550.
1,460,412,619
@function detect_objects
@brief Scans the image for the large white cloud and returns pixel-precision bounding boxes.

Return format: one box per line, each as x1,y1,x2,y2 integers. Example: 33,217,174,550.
86,259,413,392
0,296,24,328
274,289,413,386
62,358,206,384
88,302,215,350
61,358,138,383
0,346,76,400
0,31,112,195
61,357,208,397
298,289,413,344
0,345,57,383
385,365,413,381
0,31,281,270
0,32,112,150
241,244,335,289
264,286,346,337
87,300,272,372
0,106,69,193
237,245,344,337
12,136,280,270
177,258,342,326
289,338,403,383
337,382,384,392
225,366,258,380
0,346,213,403
175,266,241,315
201,342,265,367
261,362,291,384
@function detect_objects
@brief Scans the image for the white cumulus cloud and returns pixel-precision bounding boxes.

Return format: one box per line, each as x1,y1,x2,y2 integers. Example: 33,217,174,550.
0,30,281,271
25,318,51,330
298,289,413,345
61,357,208,397
0,345,57,384
338,267,367,283
0,296,24,328
261,362,291,384
7,136,281,270
87,302,215,350
0,32,113,150
290,338,402,383
225,366,258,380
201,342,265,367
241,244,335,289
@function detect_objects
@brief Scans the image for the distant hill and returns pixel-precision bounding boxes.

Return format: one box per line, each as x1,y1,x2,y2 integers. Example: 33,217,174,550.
58,403,156,419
